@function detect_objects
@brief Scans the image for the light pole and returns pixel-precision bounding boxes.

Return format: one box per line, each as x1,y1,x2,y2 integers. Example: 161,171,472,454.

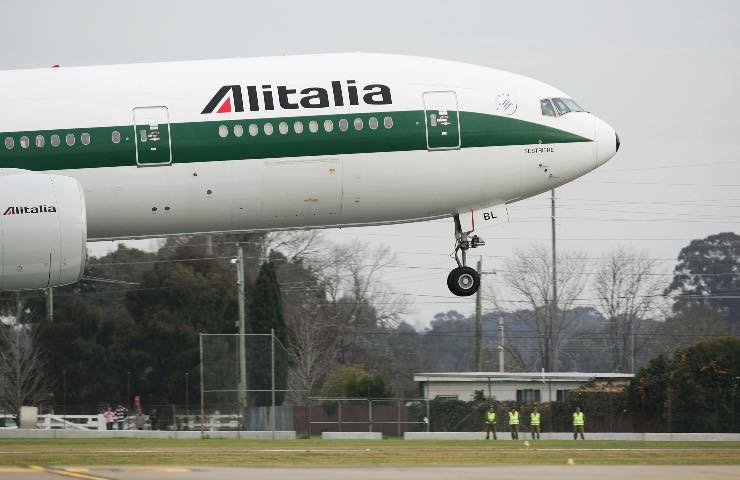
232,245,247,428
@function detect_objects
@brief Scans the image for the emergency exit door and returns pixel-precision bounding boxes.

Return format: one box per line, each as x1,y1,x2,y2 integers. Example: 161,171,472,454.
133,106,172,166
423,91,461,150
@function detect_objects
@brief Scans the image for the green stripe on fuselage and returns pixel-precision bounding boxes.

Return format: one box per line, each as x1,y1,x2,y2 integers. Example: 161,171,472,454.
0,111,590,171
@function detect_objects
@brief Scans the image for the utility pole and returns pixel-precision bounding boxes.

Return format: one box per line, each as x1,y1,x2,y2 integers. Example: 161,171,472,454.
46,287,53,323
236,244,247,427
498,315,505,372
474,257,483,371
205,234,214,256
550,188,558,373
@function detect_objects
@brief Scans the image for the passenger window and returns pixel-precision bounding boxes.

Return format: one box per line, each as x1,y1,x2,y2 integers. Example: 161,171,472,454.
111,131,121,144
353,118,363,131
249,124,259,136
294,121,304,134
20,136,29,149
264,123,274,135
234,125,244,137
35,135,45,148
218,125,228,138
324,119,334,132
308,120,319,133
278,122,288,134
383,116,393,129
552,98,570,115
4,137,14,149
339,119,349,131
540,99,556,117
81,133,91,145
51,134,60,147
368,117,379,130
66,134,76,146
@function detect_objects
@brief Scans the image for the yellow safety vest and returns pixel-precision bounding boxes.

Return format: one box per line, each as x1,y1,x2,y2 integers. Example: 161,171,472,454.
531,412,541,426
486,411,496,423
573,412,585,426
508,411,519,425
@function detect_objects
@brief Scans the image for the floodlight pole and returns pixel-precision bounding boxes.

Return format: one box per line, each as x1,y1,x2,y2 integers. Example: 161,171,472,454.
237,244,247,427
474,257,483,371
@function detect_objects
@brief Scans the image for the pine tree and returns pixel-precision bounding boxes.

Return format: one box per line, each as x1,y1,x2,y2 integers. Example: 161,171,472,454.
248,261,288,406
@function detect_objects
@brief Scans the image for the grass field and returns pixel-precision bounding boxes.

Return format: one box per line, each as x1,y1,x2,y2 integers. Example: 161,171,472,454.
0,439,738,467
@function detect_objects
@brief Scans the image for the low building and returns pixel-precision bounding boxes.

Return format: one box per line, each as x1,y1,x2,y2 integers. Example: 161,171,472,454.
414,372,634,403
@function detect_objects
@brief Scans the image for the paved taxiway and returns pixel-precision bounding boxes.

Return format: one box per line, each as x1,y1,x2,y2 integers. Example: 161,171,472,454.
1,466,738,480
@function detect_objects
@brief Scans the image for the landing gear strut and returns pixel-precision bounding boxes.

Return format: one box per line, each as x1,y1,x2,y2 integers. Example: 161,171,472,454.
447,214,485,297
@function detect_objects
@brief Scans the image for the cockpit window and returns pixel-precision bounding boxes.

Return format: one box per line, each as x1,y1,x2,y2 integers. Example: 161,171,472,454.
542,97,585,116
551,97,570,115
540,99,556,117
562,98,583,112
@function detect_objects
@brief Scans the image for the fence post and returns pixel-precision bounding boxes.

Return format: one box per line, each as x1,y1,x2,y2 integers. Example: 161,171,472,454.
271,328,276,440
368,399,373,433
426,376,431,432
397,399,402,437
338,400,342,432
199,333,205,438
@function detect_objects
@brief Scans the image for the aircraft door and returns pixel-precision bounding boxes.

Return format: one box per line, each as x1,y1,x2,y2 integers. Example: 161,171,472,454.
423,91,461,150
133,106,172,166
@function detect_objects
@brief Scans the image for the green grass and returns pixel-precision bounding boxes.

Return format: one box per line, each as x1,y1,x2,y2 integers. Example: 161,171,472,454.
0,439,738,466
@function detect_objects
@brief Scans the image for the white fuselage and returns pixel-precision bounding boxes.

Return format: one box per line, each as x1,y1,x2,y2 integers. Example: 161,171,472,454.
0,53,618,240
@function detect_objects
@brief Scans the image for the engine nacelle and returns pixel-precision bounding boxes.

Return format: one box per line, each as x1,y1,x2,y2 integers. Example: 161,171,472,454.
0,173,87,290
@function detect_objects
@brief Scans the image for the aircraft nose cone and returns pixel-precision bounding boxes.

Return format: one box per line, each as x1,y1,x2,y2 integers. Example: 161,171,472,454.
594,116,618,166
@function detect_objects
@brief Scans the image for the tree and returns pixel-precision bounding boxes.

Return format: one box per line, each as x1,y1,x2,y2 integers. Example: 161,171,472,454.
317,240,407,364
320,365,394,398
490,245,588,371
653,306,733,354
248,260,288,406
670,337,740,432
665,232,740,331
0,323,52,415
627,353,675,432
627,337,740,432
594,248,665,372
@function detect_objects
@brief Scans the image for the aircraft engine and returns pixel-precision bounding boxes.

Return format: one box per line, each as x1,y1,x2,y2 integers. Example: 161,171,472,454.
0,173,87,290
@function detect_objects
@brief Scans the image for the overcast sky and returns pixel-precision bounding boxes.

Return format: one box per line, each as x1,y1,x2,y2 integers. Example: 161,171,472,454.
2,0,738,327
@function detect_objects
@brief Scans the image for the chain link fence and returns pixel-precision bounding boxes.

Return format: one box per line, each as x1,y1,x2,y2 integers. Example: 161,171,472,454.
304,397,429,437
199,332,303,436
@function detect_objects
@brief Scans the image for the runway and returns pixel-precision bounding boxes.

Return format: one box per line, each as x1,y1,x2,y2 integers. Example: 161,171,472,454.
1,466,738,480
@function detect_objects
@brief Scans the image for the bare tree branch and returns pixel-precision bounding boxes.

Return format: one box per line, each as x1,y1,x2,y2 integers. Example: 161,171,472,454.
0,323,53,415
593,247,666,372
487,244,588,371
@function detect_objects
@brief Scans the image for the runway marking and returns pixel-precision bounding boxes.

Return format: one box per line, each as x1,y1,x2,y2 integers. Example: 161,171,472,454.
0,467,37,472
65,467,192,473
28,465,112,480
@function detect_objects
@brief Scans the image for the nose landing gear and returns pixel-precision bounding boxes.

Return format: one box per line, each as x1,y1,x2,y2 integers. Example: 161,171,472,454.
448,214,485,297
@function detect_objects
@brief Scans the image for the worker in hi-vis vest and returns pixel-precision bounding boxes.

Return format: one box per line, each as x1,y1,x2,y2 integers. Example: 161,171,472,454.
508,407,520,440
530,406,541,440
572,406,585,440
484,405,497,440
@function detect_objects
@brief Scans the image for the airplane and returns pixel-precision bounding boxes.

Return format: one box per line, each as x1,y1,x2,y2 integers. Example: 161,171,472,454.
0,53,619,296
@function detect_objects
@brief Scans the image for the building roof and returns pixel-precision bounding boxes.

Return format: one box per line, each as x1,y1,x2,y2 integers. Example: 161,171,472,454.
413,372,634,383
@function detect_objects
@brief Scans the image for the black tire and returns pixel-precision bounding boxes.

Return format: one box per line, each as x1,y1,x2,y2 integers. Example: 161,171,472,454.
447,266,480,296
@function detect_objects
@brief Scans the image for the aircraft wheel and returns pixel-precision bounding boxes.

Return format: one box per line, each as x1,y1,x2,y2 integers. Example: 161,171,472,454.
447,266,480,296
